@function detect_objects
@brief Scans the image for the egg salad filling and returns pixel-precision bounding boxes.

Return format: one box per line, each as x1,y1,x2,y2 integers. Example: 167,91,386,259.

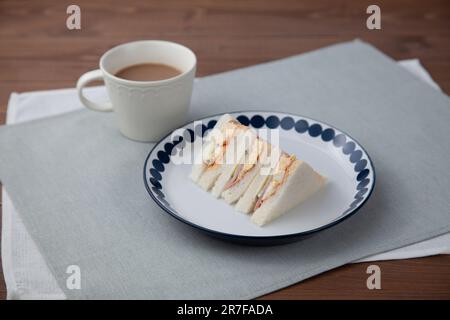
202,120,247,167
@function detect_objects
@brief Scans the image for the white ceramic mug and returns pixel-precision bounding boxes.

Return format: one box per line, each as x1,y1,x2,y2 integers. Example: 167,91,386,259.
76,40,196,142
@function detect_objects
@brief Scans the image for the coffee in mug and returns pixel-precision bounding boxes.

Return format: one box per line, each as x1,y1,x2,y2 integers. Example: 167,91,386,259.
76,40,196,142
115,63,182,82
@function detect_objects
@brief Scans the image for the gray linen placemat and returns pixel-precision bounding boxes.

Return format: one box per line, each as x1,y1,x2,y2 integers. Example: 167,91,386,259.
0,40,449,299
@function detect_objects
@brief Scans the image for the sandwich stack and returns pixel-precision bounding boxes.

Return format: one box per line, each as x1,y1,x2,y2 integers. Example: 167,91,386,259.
190,114,326,226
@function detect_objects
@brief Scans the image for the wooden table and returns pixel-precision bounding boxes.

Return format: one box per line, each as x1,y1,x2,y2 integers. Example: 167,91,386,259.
0,0,449,299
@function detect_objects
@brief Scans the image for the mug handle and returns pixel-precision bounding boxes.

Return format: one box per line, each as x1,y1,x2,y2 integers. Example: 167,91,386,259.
76,69,113,112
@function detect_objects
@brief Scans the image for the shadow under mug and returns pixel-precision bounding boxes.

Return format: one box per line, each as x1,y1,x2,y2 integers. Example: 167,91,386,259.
76,40,197,142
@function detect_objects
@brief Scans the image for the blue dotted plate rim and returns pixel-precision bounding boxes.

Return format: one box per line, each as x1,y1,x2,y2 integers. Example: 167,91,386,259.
143,111,376,241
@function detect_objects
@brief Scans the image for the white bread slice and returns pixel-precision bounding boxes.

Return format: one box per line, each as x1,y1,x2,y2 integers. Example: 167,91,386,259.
235,171,270,214
211,129,256,197
221,163,260,204
234,146,279,213
221,138,267,204
196,125,249,191
250,160,326,226
190,114,235,183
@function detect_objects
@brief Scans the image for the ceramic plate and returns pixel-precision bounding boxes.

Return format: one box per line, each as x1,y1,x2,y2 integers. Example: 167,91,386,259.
144,111,375,245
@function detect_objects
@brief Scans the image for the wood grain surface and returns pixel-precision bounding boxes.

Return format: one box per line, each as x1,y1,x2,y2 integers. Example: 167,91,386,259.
0,0,449,300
